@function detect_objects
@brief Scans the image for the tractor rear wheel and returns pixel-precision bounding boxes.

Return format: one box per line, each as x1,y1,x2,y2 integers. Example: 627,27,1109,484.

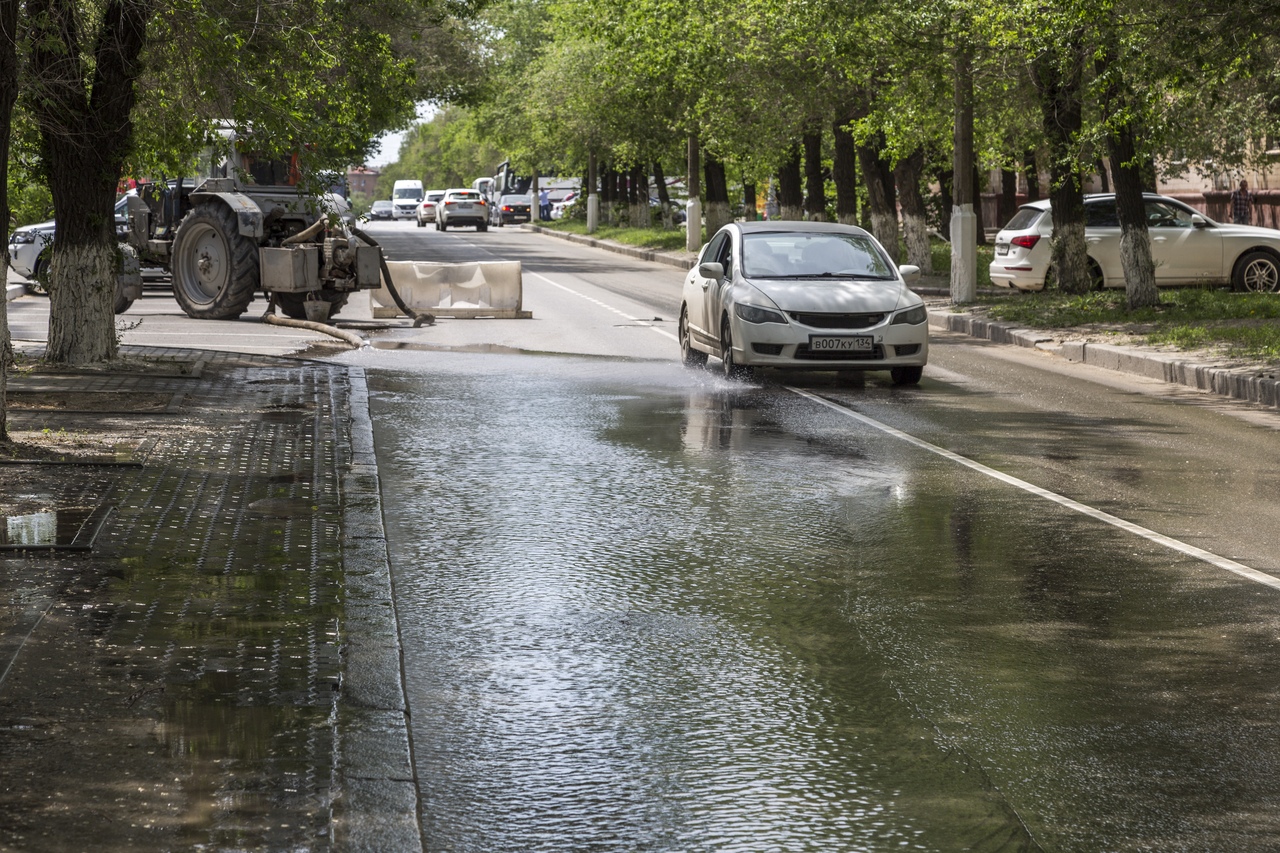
171,203,259,320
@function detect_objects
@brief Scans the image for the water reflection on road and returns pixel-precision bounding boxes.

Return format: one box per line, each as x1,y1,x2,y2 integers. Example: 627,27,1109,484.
363,350,1280,852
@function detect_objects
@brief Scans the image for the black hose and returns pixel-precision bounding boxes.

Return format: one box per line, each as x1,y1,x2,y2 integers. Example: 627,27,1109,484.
350,226,435,327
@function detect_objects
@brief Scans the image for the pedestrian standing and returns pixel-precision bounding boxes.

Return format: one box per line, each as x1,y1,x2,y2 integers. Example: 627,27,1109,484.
1231,179,1254,225
539,188,551,221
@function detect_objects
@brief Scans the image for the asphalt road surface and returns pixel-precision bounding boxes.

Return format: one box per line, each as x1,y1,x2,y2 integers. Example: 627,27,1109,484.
336,222,1280,852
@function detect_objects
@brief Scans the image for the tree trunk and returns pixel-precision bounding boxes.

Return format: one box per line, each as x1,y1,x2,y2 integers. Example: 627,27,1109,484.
0,0,16,441
31,0,152,365
704,154,732,235
776,143,804,220
972,163,987,246
1098,47,1158,309
803,123,825,220
630,164,651,228
857,139,900,262
894,149,932,273
936,166,954,239
1032,39,1090,294
742,182,757,221
832,120,859,226
999,168,1017,229
653,160,672,228
1024,149,1041,201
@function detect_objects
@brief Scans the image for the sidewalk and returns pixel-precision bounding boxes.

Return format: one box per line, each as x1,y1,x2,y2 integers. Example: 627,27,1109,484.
0,341,417,852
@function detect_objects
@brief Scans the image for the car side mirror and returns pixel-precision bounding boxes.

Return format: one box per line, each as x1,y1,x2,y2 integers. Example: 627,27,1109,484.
698,261,725,280
898,264,922,283
1191,213,1210,228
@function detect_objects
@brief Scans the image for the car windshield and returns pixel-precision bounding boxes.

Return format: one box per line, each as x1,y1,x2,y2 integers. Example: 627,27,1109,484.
393,188,422,200
741,232,895,279
501,195,530,204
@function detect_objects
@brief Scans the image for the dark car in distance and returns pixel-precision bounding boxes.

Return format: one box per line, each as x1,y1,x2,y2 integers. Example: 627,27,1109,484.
497,194,532,226
369,199,394,220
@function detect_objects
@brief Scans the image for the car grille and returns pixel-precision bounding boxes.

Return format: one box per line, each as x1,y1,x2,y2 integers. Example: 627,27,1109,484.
790,312,885,329
794,344,886,361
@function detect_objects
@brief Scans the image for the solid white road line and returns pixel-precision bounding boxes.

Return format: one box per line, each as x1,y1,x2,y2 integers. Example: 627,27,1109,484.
789,386,1280,592
525,270,679,342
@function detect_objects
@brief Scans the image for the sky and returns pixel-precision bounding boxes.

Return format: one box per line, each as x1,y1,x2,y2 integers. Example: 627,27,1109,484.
366,102,438,168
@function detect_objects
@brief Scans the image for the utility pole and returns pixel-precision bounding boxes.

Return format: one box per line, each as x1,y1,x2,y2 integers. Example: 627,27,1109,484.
587,150,599,233
951,49,977,303
686,135,702,253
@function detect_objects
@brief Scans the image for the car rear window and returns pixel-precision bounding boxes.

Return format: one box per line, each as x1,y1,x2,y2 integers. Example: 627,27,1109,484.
450,191,481,201
1003,207,1045,231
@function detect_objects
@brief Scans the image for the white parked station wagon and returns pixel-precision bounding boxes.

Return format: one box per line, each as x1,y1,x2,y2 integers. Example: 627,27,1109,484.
990,193,1280,292
680,222,929,385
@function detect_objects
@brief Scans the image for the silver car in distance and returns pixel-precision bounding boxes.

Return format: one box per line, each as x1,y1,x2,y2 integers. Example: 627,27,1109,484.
679,222,929,385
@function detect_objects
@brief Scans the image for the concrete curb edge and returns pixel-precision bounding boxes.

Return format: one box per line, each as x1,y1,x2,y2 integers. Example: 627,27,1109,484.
523,223,696,271
333,366,424,852
930,310,1280,409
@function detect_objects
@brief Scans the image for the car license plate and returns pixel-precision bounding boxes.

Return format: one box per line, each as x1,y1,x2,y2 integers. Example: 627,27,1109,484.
456,203,472,210
809,335,873,352
995,243,1010,256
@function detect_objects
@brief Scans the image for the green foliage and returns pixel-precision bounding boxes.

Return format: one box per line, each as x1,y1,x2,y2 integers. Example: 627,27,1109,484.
376,107,505,195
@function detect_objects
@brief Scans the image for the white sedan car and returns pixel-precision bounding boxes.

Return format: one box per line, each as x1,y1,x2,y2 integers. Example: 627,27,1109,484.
679,222,929,385
990,193,1280,292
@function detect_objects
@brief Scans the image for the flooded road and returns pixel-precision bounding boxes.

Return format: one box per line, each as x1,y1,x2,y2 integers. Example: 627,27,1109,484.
359,346,1280,852
341,223,1280,851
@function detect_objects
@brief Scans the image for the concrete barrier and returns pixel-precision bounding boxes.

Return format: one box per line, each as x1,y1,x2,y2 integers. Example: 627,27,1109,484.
370,260,531,319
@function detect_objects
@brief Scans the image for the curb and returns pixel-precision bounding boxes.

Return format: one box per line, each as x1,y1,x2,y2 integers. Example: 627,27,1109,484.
523,224,696,271
930,310,1280,409
333,366,424,852
7,282,25,301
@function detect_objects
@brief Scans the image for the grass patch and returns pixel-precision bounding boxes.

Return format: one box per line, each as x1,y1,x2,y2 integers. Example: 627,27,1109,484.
975,287,1280,361
539,219,693,252
928,239,995,287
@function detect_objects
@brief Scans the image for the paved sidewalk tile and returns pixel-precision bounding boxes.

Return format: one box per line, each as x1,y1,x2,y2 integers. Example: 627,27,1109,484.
0,350,413,852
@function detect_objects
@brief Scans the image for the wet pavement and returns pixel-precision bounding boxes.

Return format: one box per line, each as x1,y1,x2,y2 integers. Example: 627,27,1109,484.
352,343,1280,852
0,344,414,852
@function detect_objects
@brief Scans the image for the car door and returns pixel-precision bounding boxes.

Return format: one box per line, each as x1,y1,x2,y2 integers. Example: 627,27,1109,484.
687,231,728,346
1084,200,1122,284
704,232,736,346
1145,199,1223,284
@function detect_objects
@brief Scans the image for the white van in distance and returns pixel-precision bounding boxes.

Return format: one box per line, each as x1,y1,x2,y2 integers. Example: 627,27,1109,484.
392,179,425,220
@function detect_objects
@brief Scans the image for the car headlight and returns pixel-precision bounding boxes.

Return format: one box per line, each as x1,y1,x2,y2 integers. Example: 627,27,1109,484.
734,302,787,324
9,231,35,244
891,304,927,325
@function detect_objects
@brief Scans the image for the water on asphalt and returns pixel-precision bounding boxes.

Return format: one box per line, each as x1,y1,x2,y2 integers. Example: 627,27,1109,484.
355,347,1280,852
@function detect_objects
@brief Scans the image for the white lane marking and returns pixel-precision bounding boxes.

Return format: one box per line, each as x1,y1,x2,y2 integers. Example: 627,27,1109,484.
788,386,1280,591
526,270,678,342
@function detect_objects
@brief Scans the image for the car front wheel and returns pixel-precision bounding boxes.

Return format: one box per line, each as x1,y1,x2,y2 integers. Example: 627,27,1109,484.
719,315,752,380
679,306,708,368
891,366,924,386
1233,251,1280,292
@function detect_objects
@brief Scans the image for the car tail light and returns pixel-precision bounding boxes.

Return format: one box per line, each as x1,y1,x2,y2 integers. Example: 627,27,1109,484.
1011,234,1040,249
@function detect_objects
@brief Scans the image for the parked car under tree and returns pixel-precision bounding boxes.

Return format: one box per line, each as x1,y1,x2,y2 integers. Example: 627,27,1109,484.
990,193,1280,293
